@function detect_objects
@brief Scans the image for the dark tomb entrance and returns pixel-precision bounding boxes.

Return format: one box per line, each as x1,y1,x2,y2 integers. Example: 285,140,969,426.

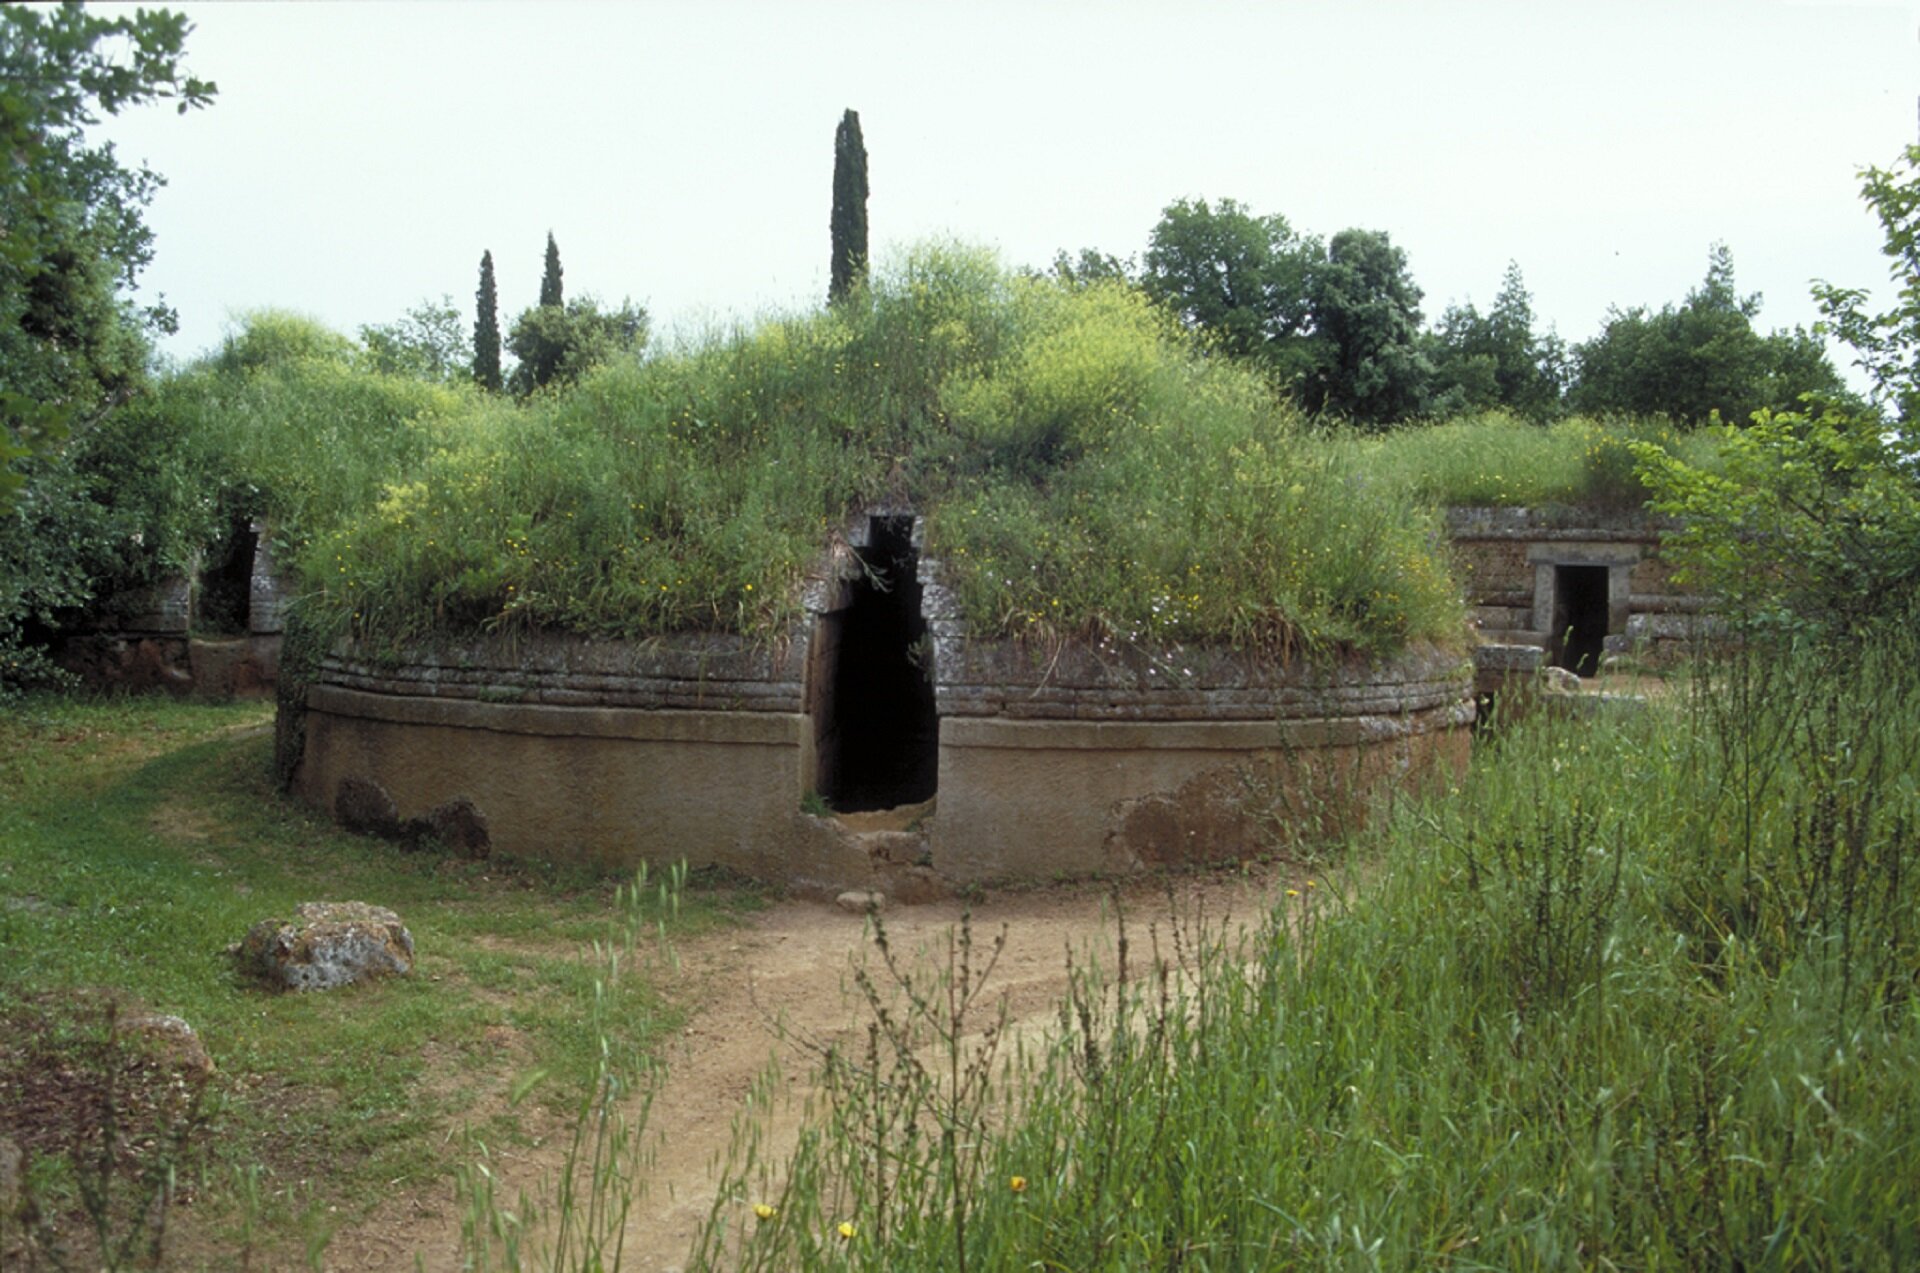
1550,564,1609,677
815,515,939,812
196,519,258,635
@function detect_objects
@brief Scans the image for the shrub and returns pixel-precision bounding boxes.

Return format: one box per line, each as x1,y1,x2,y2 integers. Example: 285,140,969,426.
1638,405,1920,640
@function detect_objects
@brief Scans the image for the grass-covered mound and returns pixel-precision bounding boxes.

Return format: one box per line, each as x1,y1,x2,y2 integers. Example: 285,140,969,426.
136,246,1466,660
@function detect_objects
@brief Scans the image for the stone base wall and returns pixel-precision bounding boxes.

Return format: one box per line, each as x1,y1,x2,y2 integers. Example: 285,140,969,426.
931,704,1470,881
291,634,1474,892
297,687,817,876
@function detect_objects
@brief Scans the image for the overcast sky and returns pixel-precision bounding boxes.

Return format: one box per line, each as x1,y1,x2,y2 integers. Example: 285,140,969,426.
101,0,1920,372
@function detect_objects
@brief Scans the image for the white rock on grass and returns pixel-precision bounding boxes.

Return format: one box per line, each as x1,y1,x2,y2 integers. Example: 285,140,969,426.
240,901,414,992
836,890,887,914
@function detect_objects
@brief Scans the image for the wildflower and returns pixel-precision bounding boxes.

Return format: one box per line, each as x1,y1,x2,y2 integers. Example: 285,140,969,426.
1286,888,1300,898
1010,1175,1028,1193
838,1221,857,1240
753,1203,777,1221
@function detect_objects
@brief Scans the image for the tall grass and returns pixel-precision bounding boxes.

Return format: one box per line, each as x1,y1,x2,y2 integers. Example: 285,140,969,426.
701,618,1920,1269
1362,410,1722,511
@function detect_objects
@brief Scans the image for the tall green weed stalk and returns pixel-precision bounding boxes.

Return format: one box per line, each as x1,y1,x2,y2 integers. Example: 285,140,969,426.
456,862,684,1272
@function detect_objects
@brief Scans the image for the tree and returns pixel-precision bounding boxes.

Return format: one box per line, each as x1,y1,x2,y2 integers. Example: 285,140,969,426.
829,109,869,303
1429,262,1567,419
1139,201,1439,424
1811,145,1920,423
1572,245,1848,425
539,232,564,308
1303,228,1432,426
474,250,502,391
505,297,648,395
1638,158,1920,641
1140,197,1321,383
360,296,472,383
0,3,215,509
1048,247,1136,289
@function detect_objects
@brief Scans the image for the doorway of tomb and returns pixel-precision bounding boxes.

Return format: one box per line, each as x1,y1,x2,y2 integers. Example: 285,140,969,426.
813,515,939,812
1550,564,1609,677
195,518,258,635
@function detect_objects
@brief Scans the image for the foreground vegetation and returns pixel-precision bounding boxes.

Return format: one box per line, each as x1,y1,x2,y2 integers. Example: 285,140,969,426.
687,621,1920,1270
0,696,730,1267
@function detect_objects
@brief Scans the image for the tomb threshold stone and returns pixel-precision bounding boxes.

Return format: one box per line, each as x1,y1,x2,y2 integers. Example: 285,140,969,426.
240,901,415,991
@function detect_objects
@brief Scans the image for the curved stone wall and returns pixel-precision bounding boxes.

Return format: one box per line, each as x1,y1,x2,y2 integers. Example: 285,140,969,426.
926,639,1471,879
291,624,1473,894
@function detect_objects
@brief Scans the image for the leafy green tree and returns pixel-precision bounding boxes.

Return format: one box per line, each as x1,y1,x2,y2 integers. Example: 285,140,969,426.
1140,197,1323,387
1639,160,1920,641
1303,228,1432,426
539,232,564,308
1812,145,1920,422
1428,262,1566,420
1572,245,1847,425
360,296,472,383
0,2,214,510
505,298,648,395
830,108,869,302
474,250,502,392
1642,405,1918,639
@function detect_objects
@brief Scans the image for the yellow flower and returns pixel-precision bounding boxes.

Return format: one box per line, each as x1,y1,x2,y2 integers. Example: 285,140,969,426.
1010,1175,1028,1193
1286,888,1300,898
837,1221,857,1240
753,1203,777,1221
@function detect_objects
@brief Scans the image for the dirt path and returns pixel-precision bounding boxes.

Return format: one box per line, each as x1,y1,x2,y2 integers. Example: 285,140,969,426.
318,864,1296,1271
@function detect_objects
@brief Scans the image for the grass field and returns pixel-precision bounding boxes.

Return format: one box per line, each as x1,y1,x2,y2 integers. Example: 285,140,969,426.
0,694,749,1267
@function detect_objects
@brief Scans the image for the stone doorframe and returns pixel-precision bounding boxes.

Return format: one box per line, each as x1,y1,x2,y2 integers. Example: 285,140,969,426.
1527,541,1640,639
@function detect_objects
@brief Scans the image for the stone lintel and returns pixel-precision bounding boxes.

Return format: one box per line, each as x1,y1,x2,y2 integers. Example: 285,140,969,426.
1525,541,1643,568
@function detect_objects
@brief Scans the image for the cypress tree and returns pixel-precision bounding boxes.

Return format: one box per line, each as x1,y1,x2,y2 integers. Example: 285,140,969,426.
473,249,502,392
829,109,869,303
539,231,564,308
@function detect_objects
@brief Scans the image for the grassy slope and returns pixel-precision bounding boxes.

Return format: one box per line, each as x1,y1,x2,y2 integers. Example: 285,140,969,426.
0,695,745,1261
